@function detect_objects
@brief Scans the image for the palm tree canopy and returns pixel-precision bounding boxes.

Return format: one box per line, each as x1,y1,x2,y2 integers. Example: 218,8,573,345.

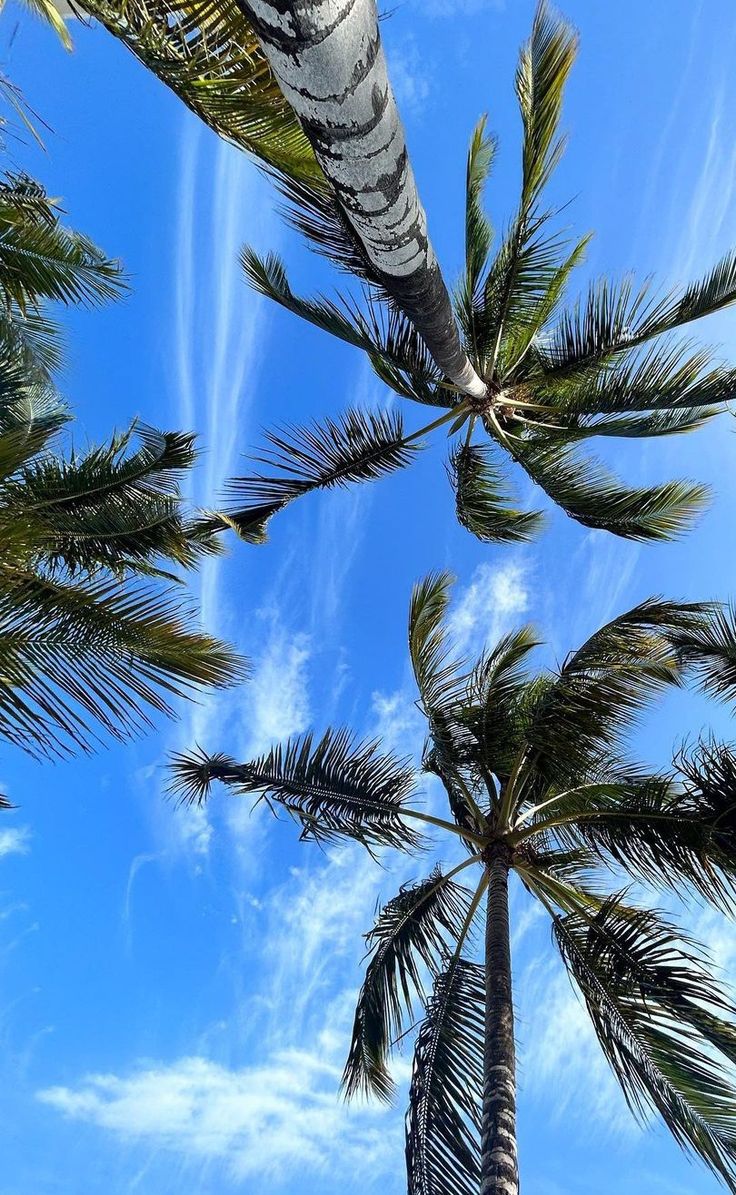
172,573,736,1193
0,160,242,763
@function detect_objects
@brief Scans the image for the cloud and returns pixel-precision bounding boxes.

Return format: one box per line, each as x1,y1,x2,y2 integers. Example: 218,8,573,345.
0,826,31,858
447,559,530,658
37,1051,397,1186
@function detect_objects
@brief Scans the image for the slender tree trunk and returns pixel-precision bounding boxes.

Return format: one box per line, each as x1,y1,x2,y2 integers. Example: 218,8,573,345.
237,0,487,400
482,847,519,1195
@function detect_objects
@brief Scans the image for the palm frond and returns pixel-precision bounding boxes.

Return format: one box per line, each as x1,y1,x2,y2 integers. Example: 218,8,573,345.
17,0,72,48
456,116,495,350
516,1,578,210
461,626,540,781
406,958,484,1195
218,407,419,544
2,423,220,574
77,0,320,182
169,729,421,852
521,598,704,787
554,898,736,1189
342,868,474,1103
513,438,709,540
670,603,736,705
0,173,126,309
539,253,736,380
450,443,543,543
0,569,242,758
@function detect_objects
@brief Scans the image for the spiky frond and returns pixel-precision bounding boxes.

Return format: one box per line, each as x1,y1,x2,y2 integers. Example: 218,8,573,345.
555,899,736,1189
169,729,421,853
0,570,241,758
78,0,320,182
0,173,126,310
516,1,578,210
406,959,484,1195
538,254,736,381
1,423,220,574
520,599,705,788
343,869,475,1103
218,407,419,544
450,443,543,543
670,603,736,705
513,438,708,540
461,626,540,781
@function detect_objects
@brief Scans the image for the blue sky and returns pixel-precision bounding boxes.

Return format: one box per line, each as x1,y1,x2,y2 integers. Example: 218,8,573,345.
3,0,736,1192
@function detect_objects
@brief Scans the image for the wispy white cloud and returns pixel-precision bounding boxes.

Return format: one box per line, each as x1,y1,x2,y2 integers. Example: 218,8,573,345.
37,1051,397,1187
447,559,530,658
0,826,31,858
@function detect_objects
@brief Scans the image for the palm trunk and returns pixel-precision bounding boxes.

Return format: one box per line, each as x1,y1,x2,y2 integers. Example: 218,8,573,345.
237,0,487,400
482,847,519,1195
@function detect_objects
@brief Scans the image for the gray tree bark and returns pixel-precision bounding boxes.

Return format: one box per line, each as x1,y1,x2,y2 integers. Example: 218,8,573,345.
237,0,487,400
482,848,520,1195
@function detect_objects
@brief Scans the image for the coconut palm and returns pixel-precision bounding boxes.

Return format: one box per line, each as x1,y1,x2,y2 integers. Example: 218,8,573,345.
71,1,736,543
172,572,736,1194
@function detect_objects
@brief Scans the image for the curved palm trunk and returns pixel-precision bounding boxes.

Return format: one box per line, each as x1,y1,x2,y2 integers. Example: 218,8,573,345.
482,848,519,1195
238,0,487,400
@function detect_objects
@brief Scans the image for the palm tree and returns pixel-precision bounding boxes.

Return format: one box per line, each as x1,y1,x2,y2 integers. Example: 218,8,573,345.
0,165,243,763
213,3,736,546
172,572,736,1194
69,1,736,543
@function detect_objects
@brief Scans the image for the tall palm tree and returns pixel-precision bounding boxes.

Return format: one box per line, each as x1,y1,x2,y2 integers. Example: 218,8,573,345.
214,3,736,546
0,166,242,763
172,572,736,1194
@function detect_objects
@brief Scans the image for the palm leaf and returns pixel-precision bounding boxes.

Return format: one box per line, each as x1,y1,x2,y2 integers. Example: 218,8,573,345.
169,729,421,852
342,869,474,1103
0,569,242,758
554,898,736,1189
513,438,709,540
521,598,704,786
406,958,484,1195
217,407,420,544
450,443,543,543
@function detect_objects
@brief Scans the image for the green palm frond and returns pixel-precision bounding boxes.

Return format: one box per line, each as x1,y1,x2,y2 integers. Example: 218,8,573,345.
77,0,320,183
217,408,420,544
670,603,736,705
0,173,126,310
342,868,474,1103
0,569,241,758
521,599,705,787
2,423,221,574
520,768,736,913
461,626,540,781
456,116,496,351
513,438,709,540
169,729,421,853
538,253,736,381
554,898,736,1189
450,443,543,543
516,1,578,210
406,958,484,1195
